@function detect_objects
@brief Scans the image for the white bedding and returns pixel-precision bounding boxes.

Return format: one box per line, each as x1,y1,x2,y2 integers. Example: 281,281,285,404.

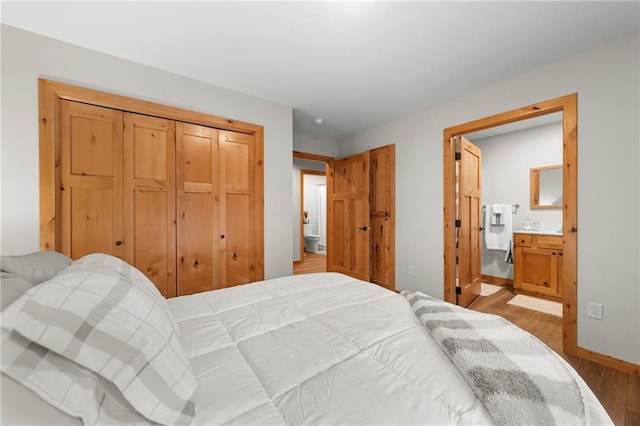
169,272,493,424
1,254,611,425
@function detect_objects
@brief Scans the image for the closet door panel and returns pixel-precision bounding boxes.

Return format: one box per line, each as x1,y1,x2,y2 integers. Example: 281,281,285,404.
124,113,176,297
219,131,254,287
177,192,216,295
68,187,116,258
60,100,124,259
223,194,251,287
133,190,171,296
176,123,220,296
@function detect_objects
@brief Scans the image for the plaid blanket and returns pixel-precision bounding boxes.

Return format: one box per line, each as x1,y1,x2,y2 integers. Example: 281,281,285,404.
402,291,600,426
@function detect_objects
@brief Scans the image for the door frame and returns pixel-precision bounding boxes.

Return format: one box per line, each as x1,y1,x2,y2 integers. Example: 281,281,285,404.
443,93,578,355
293,151,334,265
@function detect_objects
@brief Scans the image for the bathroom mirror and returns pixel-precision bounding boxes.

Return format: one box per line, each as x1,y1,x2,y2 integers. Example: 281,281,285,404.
530,165,562,209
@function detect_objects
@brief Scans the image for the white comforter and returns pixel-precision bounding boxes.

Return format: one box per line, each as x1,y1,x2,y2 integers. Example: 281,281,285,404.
168,272,493,425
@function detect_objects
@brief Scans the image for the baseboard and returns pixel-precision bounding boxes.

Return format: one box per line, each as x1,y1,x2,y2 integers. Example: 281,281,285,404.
576,346,640,377
481,274,513,286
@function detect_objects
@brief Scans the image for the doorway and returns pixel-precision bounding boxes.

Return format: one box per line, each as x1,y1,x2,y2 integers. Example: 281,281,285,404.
293,151,333,269
443,94,578,355
301,169,327,256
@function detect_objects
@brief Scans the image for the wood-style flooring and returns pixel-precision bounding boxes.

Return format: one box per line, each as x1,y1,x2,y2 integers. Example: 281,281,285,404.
291,257,639,425
293,251,326,274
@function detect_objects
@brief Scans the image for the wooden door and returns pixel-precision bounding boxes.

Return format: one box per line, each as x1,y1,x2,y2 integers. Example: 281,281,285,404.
123,113,176,297
219,130,254,287
176,123,220,295
59,100,124,260
369,145,395,290
327,152,371,281
457,137,482,307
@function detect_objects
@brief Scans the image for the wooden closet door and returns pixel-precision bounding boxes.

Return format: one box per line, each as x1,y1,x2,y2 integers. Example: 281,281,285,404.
176,122,220,295
219,130,254,287
123,113,176,297
60,100,124,259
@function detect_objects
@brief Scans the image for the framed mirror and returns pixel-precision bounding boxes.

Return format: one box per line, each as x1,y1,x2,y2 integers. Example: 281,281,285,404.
530,165,562,209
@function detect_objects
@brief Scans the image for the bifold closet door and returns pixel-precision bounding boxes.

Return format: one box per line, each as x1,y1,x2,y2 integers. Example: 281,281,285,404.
59,101,124,260
219,130,254,287
176,125,255,293
123,113,176,298
59,103,176,297
176,122,221,295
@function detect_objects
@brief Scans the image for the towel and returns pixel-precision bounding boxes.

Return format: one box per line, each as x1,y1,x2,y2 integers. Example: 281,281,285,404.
490,204,505,225
485,204,512,250
504,239,513,264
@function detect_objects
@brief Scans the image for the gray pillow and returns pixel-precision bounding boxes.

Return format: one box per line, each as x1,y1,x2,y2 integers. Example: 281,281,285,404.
1,251,73,285
0,272,32,310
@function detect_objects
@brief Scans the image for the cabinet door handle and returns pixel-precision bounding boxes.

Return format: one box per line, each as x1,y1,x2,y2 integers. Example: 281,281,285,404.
115,240,123,246
359,226,369,231
220,234,225,239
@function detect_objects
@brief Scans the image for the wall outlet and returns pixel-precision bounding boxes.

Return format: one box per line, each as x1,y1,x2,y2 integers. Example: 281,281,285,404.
407,265,414,276
588,302,604,320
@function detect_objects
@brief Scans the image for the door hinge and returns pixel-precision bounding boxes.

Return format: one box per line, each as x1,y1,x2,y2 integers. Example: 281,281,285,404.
455,219,462,228
456,286,462,295
455,152,462,161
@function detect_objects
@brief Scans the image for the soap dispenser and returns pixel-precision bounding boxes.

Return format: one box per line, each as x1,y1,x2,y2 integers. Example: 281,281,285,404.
523,211,533,231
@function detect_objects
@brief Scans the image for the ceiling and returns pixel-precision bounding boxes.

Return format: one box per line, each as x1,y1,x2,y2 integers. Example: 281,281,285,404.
2,1,639,141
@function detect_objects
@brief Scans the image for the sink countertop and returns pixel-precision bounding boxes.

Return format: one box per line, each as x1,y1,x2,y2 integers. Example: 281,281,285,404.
515,229,563,236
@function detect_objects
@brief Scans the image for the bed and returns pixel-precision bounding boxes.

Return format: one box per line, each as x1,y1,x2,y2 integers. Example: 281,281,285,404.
1,252,612,425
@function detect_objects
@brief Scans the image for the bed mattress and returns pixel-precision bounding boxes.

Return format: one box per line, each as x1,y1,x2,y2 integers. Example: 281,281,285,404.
168,272,493,424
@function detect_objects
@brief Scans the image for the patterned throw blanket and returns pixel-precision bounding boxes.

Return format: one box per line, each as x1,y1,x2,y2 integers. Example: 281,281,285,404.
402,291,594,426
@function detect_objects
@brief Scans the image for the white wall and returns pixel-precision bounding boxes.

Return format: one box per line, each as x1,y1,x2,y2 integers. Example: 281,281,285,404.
474,122,563,279
341,34,640,364
0,25,294,279
293,130,339,158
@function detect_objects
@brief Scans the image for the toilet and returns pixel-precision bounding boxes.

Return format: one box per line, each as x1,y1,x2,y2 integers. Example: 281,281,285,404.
303,224,320,253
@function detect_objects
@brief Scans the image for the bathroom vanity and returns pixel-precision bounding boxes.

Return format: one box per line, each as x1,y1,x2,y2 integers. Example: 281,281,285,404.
513,231,563,301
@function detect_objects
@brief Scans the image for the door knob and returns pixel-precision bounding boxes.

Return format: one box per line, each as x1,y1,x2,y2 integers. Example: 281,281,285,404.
359,226,369,231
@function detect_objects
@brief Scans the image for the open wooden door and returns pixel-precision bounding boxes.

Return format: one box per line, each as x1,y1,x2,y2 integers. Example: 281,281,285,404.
326,152,371,281
457,136,482,307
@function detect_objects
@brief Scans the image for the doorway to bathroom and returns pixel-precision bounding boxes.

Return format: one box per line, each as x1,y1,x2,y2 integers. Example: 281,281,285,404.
293,151,333,271
443,93,578,356
301,169,327,256
462,112,564,307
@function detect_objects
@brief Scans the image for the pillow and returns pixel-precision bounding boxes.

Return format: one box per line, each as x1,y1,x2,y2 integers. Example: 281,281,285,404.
1,251,73,285
1,253,198,426
0,272,32,310
2,327,153,425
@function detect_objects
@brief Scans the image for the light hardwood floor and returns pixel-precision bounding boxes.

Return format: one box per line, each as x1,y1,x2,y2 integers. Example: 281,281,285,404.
293,251,326,274
291,259,639,425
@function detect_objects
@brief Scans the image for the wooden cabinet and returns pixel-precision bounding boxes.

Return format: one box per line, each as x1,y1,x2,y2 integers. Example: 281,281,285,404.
513,233,563,301
52,91,263,298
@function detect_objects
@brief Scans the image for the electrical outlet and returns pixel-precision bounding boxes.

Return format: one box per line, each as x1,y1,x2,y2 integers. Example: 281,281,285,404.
407,265,414,276
588,302,603,320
